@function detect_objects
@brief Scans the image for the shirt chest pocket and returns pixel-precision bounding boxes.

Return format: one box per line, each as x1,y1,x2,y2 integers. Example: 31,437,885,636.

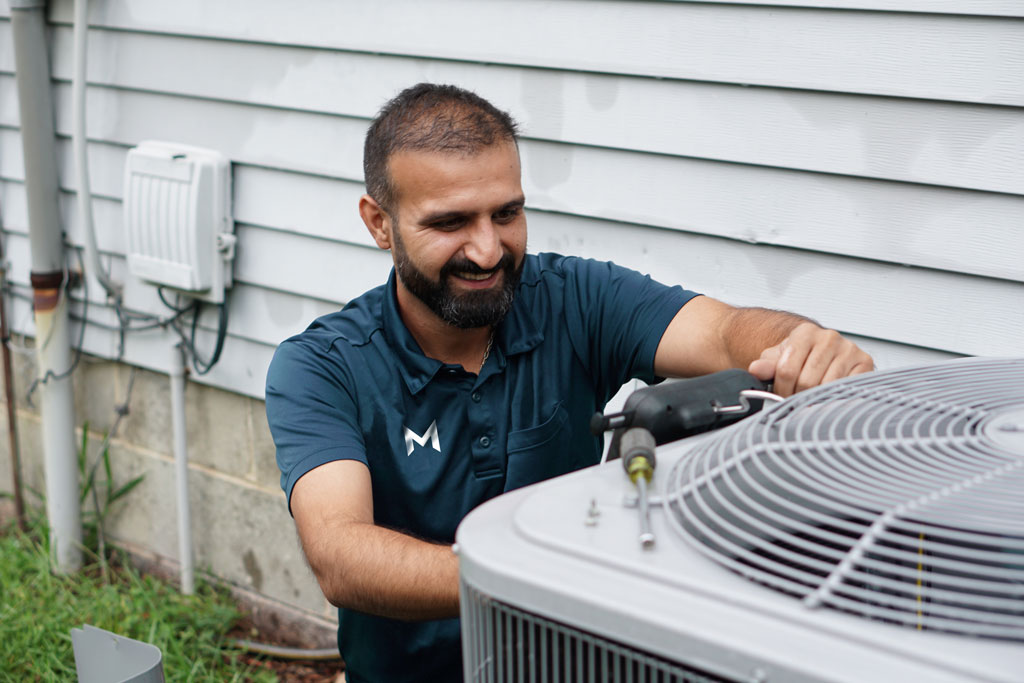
504,402,574,491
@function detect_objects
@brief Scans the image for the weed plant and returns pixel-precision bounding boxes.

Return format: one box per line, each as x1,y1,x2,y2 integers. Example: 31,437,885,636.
0,423,276,681
0,519,276,681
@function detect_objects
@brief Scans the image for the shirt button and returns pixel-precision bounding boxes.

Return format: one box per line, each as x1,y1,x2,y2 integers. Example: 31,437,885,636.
479,435,491,448
471,391,482,402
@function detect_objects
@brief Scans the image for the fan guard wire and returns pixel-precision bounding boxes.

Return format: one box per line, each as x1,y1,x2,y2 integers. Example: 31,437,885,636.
661,358,1024,641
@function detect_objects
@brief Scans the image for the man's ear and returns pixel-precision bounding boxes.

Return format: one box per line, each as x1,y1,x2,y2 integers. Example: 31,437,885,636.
359,194,392,250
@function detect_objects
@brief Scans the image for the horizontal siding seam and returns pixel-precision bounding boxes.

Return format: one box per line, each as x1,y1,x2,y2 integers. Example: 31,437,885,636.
654,3,1024,19
0,178,123,204
519,139,1024,197
2,182,1021,284
11,82,1020,194
843,330,969,356
37,58,1024,110
524,207,1024,285
9,134,1022,206
19,3,1024,21
27,15,1024,104
47,77,372,123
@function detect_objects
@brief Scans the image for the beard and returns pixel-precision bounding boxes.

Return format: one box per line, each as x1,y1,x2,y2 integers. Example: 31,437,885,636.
392,226,523,330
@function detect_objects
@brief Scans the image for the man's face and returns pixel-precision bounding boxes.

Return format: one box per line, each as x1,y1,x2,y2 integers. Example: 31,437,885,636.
385,142,527,329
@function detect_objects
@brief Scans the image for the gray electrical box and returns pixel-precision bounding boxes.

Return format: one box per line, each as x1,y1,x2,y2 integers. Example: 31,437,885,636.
123,141,235,303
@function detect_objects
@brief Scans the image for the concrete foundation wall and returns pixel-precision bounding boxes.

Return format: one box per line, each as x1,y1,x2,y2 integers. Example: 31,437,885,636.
0,339,336,635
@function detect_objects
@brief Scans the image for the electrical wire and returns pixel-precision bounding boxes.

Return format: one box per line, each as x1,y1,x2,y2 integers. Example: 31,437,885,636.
4,260,227,402
4,285,190,334
157,286,194,314
158,289,229,376
189,300,228,375
2,229,230,386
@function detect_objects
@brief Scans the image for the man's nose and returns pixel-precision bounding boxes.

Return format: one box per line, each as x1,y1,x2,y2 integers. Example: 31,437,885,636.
463,219,503,270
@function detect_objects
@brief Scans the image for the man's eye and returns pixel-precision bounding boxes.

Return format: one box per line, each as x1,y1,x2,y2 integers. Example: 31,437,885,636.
431,218,464,230
494,207,521,223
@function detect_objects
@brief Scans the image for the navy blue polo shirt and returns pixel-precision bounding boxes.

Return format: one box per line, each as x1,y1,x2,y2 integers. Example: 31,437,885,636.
265,253,697,683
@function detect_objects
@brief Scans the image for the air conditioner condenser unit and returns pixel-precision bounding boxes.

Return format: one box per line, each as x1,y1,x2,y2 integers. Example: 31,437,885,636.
457,357,1024,682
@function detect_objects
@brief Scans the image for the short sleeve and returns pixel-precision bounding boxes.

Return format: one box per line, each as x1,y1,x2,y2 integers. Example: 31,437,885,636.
558,256,699,395
265,337,367,513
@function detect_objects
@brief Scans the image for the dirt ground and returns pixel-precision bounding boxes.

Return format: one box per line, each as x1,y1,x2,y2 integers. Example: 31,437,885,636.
236,653,345,683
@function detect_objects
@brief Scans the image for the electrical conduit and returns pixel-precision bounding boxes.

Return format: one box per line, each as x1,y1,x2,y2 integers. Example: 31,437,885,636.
170,341,194,594
72,0,119,300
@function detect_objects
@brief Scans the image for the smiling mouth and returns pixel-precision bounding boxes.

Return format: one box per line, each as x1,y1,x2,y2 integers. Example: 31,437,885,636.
455,271,496,281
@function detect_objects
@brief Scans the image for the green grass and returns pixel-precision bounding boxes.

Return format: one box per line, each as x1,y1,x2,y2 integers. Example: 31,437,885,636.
0,518,276,682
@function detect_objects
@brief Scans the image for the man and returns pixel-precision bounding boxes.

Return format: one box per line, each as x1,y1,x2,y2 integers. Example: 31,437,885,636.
265,83,873,682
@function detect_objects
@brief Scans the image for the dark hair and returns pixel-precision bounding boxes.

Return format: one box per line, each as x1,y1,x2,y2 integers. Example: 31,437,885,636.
363,83,520,213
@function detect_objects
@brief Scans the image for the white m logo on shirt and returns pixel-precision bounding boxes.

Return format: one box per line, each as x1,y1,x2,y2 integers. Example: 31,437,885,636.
404,420,441,456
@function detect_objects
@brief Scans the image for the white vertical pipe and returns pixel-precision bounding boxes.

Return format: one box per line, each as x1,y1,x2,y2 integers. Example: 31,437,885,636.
11,0,83,573
36,300,83,571
169,340,194,595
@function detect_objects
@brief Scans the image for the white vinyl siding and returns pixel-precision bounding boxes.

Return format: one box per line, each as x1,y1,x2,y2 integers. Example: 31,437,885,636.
1,0,1021,399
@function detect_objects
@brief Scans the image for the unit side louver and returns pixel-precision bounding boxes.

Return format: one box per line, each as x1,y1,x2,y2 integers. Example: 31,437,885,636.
462,584,726,683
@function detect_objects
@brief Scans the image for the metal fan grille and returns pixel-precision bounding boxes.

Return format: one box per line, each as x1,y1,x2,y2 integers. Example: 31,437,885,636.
663,358,1024,641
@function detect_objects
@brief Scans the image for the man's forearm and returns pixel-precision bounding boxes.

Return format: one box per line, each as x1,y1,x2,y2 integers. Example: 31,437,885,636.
721,307,817,368
307,521,459,621
658,294,872,396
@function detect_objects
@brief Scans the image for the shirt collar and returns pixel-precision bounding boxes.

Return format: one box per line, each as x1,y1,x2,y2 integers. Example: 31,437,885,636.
381,267,544,395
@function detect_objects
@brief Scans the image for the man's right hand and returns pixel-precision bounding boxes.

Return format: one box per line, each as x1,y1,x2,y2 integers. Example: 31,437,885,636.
747,322,874,397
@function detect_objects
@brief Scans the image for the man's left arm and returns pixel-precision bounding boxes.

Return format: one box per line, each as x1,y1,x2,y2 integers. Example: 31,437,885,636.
653,295,874,396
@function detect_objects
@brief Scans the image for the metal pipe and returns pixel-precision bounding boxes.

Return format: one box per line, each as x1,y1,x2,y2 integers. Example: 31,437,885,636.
12,0,83,571
0,242,26,532
31,273,81,570
11,1,62,275
72,0,119,300
170,340,194,594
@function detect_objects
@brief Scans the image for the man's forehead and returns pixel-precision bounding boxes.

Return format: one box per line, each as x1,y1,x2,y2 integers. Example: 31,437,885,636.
388,140,519,171
387,143,523,211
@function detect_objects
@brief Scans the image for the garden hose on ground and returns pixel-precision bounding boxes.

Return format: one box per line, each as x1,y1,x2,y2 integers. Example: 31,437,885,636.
230,638,342,661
